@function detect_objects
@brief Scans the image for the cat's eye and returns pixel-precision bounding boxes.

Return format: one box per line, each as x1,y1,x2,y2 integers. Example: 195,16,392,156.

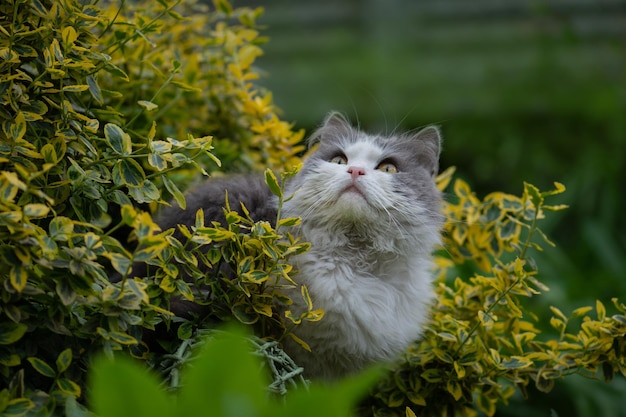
330,155,348,165
377,162,398,173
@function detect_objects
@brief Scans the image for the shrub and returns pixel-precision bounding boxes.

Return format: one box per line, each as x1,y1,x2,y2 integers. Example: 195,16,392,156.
363,173,626,417
0,0,308,414
0,1,624,417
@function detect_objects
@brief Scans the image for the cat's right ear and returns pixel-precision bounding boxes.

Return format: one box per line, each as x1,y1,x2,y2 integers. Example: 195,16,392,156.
412,125,442,176
308,111,353,146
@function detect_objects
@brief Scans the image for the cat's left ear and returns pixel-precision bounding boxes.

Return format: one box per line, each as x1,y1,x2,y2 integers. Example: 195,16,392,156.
308,111,354,146
412,125,442,176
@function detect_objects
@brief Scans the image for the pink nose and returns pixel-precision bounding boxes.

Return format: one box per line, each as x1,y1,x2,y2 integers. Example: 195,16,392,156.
347,166,366,180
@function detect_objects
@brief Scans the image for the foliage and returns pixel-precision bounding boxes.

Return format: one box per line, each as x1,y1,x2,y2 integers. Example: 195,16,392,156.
90,326,381,417
362,171,626,417
0,0,306,415
0,1,624,417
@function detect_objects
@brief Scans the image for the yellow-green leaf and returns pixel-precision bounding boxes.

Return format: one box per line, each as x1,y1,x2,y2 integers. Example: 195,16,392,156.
104,123,132,155
2,398,34,416
278,217,301,228
62,26,78,46
62,84,89,93
236,44,262,69
597,300,606,320
56,348,72,373
57,378,81,396
23,203,50,218
27,357,56,378
264,168,281,197
126,279,149,304
162,176,185,209
0,322,28,345
196,227,235,241
138,100,158,111
41,143,58,164
446,380,463,401
287,331,311,352
49,216,74,241
108,331,138,345
9,112,27,141
10,265,28,292
106,252,131,275
500,356,533,370
87,75,103,104
113,159,146,187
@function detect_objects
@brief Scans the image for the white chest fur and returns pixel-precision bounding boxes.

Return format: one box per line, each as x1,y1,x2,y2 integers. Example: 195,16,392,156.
281,237,436,379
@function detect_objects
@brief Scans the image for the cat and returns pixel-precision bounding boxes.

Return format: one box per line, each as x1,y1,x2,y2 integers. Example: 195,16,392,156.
153,112,444,379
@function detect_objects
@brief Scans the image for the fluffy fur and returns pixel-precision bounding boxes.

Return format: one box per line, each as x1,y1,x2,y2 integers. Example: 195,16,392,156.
155,112,444,379
278,113,443,378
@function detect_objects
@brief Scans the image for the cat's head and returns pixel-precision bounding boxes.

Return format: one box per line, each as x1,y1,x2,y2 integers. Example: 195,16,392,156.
284,112,443,249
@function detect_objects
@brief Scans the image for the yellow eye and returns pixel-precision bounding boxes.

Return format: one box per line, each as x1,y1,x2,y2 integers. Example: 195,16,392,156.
330,155,348,165
378,162,398,173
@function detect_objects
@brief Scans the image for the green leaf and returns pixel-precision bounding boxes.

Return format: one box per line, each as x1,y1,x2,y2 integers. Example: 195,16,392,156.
127,180,159,203
56,279,76,306
62,26,78,46
113,159,146,187
126,279,149,304
9,265,28,292
213,0,233,14
138,100,158,111
162,176,185,209
148,153,167,171
90,355,174,417
177,322,193,340
27,357,56,378
2,398,34,417
278,217,301,227
87,75,104,104
0,322,28,345
264,168,281,197
56,348,73,373
41,143,58,163
524,182,543,208
106,252,131,275
57,378,82,396
49,216,74,241
104,123,132,155
277,366,382,417
108,331,138,345
446,380,463,401
23,203,50,218
62,84,89,93
196,227,236,241
500,356,533,370
10,112,27,141
103,62,129,81
178,327,267,417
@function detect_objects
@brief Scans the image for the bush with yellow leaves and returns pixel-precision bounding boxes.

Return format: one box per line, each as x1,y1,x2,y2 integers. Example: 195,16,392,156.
0,0,624,416
362,171,626,417
0,0,309,414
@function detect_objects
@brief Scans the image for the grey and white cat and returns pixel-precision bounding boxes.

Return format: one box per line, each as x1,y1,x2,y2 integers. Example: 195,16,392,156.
155,112,444,379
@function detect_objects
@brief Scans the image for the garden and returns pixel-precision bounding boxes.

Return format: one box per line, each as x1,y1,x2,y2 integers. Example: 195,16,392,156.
0,1,624,416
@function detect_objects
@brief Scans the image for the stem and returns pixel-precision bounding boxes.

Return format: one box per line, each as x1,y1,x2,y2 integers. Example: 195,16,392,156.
454,205,541,356
124,66,180,130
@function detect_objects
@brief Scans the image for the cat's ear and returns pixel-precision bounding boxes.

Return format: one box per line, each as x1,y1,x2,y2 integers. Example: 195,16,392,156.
308,111,353,145
412,125,442,176
322,111,352,132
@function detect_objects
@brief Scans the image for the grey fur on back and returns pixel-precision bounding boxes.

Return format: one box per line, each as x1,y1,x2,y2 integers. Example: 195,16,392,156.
156,174,277,233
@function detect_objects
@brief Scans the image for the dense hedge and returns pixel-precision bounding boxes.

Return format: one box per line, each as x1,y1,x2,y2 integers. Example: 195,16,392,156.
0,1,624,416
